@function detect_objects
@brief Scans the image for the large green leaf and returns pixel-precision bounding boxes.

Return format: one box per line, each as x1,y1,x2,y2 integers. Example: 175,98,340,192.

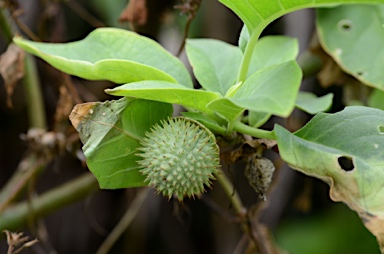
105,81,221,116
186,39,242,95
295,92,333,114
274,106,384,250
14,28,192,87
317,5,384,90
69,98,173,189
230,60,302,117
220,0,384,36
246,36,299,78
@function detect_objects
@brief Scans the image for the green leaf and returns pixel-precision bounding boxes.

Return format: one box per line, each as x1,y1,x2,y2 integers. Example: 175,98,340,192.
274,106,384,248
207,98,245,123
181,112,227,135
238,25,250,53
230,60,302,117
249,111,271,128
317,5,384,90
368,88,384,110
246,36,299,78
14,27,192,87
69,98,173,189
220,0,384,36
295,92,333,114
105,81,221,115
186,39,242,95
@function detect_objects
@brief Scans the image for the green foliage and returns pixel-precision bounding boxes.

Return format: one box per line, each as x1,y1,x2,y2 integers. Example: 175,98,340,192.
12,0,384,251
295,92,333,114
275,106,384,216
105,80,221,116
186,39,242,95
14,28,192,87
220,0,384,35
317,4,384,90
69,98,173,188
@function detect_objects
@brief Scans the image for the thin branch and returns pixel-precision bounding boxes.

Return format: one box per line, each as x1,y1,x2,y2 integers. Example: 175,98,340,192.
175,0,202,56
23,53,47,129
0,154,45,213
64,0,105,28
0,173,98,231
96,188,150,254
216,167,246,216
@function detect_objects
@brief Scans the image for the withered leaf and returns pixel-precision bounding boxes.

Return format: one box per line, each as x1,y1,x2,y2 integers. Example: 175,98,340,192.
0,43,25,107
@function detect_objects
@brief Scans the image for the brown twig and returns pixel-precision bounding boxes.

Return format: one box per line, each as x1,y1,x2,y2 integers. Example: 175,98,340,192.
175,0,202,56
0,153,45,213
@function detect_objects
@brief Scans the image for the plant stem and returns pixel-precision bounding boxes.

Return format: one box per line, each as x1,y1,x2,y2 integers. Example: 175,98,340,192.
96,188,150,254
216,168,245,216
0,154,45,213
236,26,264,83
23,53,47,129
233,121,276,140
0,9,13,44
0,173,98,231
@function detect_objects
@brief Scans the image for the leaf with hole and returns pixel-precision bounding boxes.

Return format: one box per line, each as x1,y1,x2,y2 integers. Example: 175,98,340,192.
220,0,384,36
317,5,384,90
186,39,242,95
69,98,173,189
274,106,384,251
14,28,192,87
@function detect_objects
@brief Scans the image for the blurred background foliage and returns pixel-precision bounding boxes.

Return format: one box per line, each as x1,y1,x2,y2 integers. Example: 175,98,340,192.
0,0,380,253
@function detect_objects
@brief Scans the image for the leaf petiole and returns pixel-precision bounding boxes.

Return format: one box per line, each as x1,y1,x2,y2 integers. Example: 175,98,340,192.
233,121,276,140
236,25,264,83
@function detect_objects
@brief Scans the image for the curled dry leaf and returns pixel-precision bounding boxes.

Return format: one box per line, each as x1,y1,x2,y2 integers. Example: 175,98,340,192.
0,43,25,108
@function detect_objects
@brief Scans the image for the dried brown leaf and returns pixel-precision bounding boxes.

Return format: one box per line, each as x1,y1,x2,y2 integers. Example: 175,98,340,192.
0,43,25,108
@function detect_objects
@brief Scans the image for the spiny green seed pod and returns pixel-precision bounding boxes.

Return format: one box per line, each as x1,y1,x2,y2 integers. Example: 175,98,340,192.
137,117,220,201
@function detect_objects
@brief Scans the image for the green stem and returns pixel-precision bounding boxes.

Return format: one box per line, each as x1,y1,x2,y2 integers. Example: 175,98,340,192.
216,168,245,216
23,53,47,129
236,26,264,83
0,173,98,231
0,9,13,44
233,121,276,140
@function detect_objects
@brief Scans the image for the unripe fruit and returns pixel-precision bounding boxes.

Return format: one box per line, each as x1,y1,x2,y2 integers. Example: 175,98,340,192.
137,117,220,201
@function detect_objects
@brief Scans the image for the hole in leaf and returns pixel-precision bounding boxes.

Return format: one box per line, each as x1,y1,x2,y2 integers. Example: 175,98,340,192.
338,156,354,172
338,19,353,31
379,125,384,134
356,71,365,76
